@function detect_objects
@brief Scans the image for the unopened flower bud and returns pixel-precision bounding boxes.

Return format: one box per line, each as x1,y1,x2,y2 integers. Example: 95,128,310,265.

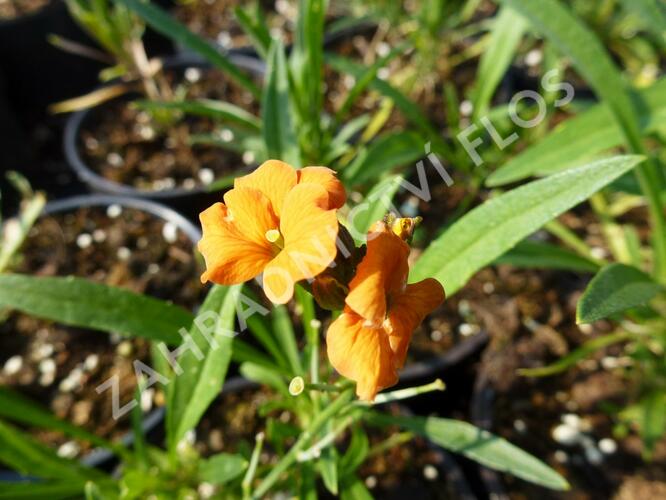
289,376,305,396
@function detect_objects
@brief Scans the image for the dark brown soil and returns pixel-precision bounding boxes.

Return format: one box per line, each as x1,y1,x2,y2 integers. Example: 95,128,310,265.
195,386,455,498
79,66,260,191
0,0,51,20
0,205,204,456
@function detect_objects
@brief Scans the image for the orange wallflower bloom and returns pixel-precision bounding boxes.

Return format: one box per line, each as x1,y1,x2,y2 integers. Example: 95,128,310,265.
198,160,345,304
326,221,445,400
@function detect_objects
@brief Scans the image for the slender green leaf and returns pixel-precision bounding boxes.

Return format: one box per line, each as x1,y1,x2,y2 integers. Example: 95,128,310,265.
617,0,666,46
411,156,644,295
340,477,373,500
0,481,87,499
318,446,339,495
240,362,289,396
472,6,527,118
0,274,192,345
198,453,247,485
344,132,424,185
134,99,261,131
263,40,301,166
234,5,272,59
271,305,303,376
576,263,663,323
641,391,666,455
487,78,666,186
348,175,402,244
0,420,105,482
0,388,123,457
117,0,260,97
167,285,239,450
518,331,631,377
495,240,600,273
367,413,569,491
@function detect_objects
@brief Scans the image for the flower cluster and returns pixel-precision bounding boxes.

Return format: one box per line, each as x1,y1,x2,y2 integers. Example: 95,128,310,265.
199,160,445,400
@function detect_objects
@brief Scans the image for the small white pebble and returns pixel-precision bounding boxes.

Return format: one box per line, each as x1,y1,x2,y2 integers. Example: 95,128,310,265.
242,151,255,165
525,49,543,67
423,464,439,481
34,343,54,360
584,444,603,465
459,323,479,337
59,377,77,393
216,31,232,48
554,450,568,463
76,233,93,249
552,424,579,446
107,152,124,167
84,354,99,372
184,67,202,83
39,371,55,386
138,126,155,141
483,282,495,294
590,247,607,260
198,483,215,499
376,42,391,57
117,247,131,261
106,204,122,218
92,229,106,243
109,333,122,344
198,168,215,185
162,222,179,244
3,355,23,376
39,358,56,375
57,441,80,459
513,419,527,433
578,323,593,335
117,341,133,357
343,74,355,89
141,388,155,412
377,67,390,80
598,438,617,455
562,413,581,429
148,263,160,274
182,178,197,190
218,129,234,142
459,100,474,117
430,329,443,342
364,475,377,489
601,356,619,370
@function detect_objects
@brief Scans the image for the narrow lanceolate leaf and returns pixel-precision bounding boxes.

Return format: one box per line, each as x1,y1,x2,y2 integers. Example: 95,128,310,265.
411,156,644,296
263,40,301,167
167,285,240,450
0,274,192,345
487,78,666,186
366,413,569,491
472,6,527,118
117,0,260,97
0,481,88,500
198,453,247,485
576,264,663,324
343,132,424,185
495,240,600,273
348,175,402,244
134,99,261,131
0,420,106,483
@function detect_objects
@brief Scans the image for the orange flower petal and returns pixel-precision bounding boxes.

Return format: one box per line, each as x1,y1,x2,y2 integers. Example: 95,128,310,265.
234,160,297,217
345,226,410,325
198,203,274,285
326,310,399,401
297,166,346,209
223,186,279,246
386,278,445,368
262,183,339,304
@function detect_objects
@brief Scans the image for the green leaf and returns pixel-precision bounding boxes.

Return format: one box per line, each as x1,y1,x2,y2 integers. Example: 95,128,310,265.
367,413,569,491
495,240,600,273
487,78,666,186
344,132,424,185
348,175,402,244
239,362,289,396
472,6,527,118
263,39,301,167
0,481,87,499
117,0,260,97
0,387,123,458
198,453,247,485
134,99,261,131
0,420,106,482
0,191,45,273
576,263,663,323
234,5,272,59
318,446,339,495
339,427,369,478
340,477,373,500
167,285,239,450
411,156,644,296
518,331,631,377
0,274,192,345
640,391,666,455
272,305,303,376
617,0,666,46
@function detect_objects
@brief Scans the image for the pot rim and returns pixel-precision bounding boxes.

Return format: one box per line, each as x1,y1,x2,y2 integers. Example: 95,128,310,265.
63,53,264,200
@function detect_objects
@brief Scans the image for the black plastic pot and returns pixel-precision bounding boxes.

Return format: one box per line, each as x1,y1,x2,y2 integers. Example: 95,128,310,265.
0,194,200,481
63,54,264,217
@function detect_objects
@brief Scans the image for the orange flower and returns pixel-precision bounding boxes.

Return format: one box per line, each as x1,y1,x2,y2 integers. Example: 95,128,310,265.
198,160,345,304
326,221,444,400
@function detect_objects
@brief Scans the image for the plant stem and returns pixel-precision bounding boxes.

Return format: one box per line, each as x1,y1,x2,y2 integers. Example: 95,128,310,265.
296,415,356,462
252,390,354,499
366,431,414,458
544,220,607,265
242,432,265,500
355,379,446,407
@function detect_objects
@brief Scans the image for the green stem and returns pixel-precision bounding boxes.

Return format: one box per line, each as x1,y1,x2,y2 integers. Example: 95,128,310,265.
634,162,666,283
296,415,356,462
242,432,265,500
252,390,354,499
366,431,414,458
544,220,607,265
355,379,446,407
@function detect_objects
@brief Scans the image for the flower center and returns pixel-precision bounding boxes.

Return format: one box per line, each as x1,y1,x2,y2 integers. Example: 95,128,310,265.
265,228,285,250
